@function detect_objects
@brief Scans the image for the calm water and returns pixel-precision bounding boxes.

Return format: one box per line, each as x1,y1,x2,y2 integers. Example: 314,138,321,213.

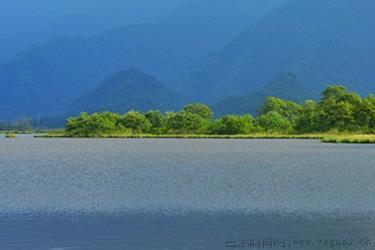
0,137,374,249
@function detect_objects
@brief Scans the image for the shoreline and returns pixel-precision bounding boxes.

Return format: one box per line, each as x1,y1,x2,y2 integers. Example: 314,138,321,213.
321,135,375,144
34,133,375,144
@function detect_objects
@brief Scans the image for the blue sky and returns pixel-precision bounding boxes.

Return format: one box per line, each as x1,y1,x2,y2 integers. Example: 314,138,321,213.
0,0,189,39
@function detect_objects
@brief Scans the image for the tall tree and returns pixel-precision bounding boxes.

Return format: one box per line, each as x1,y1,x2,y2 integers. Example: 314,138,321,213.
182,103,213,120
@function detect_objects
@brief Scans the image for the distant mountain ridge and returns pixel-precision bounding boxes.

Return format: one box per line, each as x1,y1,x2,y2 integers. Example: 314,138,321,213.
177,0,375,104
0,0,287,120
213,73,312,116
68,68,182,115
0,0,190,62
2,0,375,121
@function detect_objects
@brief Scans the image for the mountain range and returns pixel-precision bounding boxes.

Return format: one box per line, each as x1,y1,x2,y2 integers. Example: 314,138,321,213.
177,0,375,104
1,0,375,123
0,0,286,120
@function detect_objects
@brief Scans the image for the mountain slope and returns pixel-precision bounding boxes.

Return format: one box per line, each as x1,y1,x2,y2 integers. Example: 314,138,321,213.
178,0,375,103
95,0,290,82
213,73,311,116
68,68,181,115
0,0,288,120
0,37,113,119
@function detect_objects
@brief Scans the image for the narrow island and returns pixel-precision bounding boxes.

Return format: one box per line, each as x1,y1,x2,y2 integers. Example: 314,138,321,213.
37,85,374,143
4,132,17,138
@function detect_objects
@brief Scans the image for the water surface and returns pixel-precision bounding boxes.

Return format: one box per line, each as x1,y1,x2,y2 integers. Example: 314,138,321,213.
0,138,374,249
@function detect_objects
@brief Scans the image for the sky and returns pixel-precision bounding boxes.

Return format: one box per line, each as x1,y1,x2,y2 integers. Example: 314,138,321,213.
0,0,190,62
0,0,189,38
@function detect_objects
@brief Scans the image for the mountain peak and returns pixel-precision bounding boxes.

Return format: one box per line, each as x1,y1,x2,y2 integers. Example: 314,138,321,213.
68,69,181,115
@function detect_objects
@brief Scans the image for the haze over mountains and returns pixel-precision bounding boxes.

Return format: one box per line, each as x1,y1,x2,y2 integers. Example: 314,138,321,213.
178,0,375,103
68,68,181,115
213,73,311,116
0,0,287,120
0,0,189,62
1,0,375,123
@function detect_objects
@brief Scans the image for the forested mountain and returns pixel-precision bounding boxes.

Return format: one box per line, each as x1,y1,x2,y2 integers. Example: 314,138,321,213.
0,0,287,120
213,73,312,116
177,0,375,104
68,68,181,115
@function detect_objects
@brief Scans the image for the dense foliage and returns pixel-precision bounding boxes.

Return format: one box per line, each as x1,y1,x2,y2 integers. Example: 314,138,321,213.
65,86,375,136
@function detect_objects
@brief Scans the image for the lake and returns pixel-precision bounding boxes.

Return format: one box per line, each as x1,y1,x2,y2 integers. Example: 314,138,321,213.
0,137,374,249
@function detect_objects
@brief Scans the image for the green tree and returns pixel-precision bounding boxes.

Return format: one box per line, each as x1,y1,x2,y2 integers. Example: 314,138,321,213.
145,110,166,134
63,86,375,136
319,85,362,131
182,103,213,120
166,111,209,134
66,112,90,136
66,112,121,137
356,94,375,132
295,100,321,133
259,97,303,124
211,115,254,135
256,111,293,133
119,111,151,133
321,85,349,101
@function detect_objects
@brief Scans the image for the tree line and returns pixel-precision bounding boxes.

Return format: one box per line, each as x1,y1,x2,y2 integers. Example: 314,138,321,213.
65,85,375,136
0,117,33,132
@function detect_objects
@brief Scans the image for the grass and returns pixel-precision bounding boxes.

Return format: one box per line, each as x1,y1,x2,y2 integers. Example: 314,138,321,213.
102,134,324,139
0,130,34,134
321,134,375,144
34,131,375,144
5,133,17,138
36,132,325,139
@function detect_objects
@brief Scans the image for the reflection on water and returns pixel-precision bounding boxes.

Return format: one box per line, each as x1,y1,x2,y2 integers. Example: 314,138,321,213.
1,212,375,250
0,138,374,249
